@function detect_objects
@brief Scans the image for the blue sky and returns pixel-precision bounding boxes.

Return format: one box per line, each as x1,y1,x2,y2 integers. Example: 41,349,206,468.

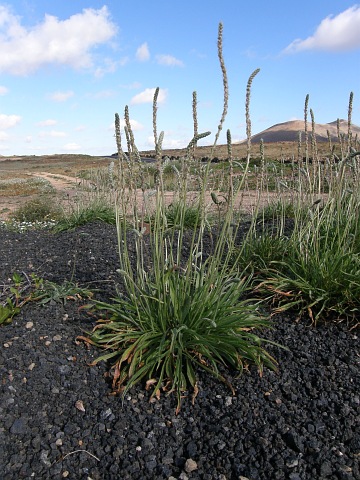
0,0,359,155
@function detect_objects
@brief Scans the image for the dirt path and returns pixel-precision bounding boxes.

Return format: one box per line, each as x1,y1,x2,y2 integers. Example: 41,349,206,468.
0,172,94,219
0,169,296,221
30,172,79,190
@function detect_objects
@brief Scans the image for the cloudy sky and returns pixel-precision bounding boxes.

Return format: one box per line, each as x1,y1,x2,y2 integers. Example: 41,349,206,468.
0,0,359,155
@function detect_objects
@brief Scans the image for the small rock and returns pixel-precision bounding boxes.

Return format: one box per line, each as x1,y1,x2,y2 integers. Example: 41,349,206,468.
10,417,27,434
25,321,34,329
225,396,233,406
283,431,304,453
100,408,113,419
289,474,302,480
55,438,63,446
320,460,333,477
40,450,52,467
186,441,197,457
286,456,299,468
53,335,62,341
28,363,35,370
184,458,197,473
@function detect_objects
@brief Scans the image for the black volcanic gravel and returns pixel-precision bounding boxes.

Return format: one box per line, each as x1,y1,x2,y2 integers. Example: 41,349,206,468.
0,222,359,480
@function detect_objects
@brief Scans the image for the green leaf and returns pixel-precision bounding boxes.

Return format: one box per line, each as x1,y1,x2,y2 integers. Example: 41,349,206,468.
0,301,20,325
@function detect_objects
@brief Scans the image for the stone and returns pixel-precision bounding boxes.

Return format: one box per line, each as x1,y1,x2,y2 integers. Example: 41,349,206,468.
184,458,198,473
10,417,27,435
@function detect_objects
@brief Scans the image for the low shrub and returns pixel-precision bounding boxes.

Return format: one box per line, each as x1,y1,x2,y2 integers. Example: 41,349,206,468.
11,195,62,223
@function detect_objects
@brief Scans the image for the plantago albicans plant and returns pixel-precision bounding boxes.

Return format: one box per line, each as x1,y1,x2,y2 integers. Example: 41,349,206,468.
83,24,277,413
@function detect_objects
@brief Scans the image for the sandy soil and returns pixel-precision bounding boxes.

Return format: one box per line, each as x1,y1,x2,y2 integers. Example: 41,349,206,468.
0,169,298,221
0,172,92,219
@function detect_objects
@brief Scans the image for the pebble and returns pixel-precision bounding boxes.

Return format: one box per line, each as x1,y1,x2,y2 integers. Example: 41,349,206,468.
39,450,51,467
25,321,34,329
179,473,188,480
184,458,198,473
10,417,27,435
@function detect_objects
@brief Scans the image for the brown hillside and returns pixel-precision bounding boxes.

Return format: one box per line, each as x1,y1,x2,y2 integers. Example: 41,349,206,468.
250,119,360,143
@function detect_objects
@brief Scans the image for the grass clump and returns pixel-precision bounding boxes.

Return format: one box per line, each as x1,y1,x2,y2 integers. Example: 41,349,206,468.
257,191,360,324
82,23,278,412
10,195,62,223
54,200,116,232
84,265,277,413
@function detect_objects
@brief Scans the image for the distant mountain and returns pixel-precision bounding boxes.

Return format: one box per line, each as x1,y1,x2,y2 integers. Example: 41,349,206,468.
250,119,360,143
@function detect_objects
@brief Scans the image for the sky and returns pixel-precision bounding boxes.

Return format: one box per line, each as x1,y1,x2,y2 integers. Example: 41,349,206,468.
0,0,359,156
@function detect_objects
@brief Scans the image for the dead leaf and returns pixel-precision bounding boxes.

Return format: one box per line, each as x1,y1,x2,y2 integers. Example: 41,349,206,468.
192,382,199,405
145,378,157,390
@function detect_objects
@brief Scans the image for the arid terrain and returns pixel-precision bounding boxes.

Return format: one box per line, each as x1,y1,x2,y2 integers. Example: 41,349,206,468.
1,117,358,220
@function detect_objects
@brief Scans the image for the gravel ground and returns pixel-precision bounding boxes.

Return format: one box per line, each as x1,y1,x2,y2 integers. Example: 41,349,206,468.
0,222,359,480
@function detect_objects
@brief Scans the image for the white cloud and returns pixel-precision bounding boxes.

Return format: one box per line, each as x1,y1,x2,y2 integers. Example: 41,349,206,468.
118,56,129,67
130,87,167,105
63,142,81,151
0,5,117,75
0,85,8,95
37,119,57,127
74,125,86,131
25,136,32,143
162,137,186,149
0,131,9,141
136,42,150,61
109,118,144,132
0,114,21,129
48,91,74,102
284,6,360,53
156,54,184,67
94,58,119,78
123,119,144,131
39,130,67,138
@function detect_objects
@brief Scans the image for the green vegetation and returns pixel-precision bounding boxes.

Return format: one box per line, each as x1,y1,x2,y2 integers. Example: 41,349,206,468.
0,273,92,325
54,200,116,232
10,195,62,223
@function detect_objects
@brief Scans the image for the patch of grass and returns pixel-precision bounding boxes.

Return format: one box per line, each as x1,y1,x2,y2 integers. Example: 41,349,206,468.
82,255,278,413
232,233,290,280
54,200,116,232
10,195,62,223
146,201,206,231
0,177,54,196
0,273,93,325
256,192,360,323
82,25,278,413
